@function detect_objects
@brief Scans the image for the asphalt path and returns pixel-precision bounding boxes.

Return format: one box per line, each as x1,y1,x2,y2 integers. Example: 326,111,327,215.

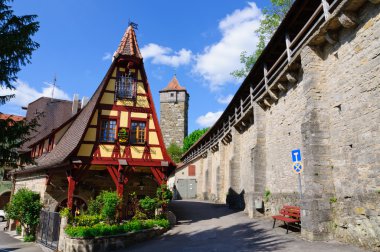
0,222,43,252
121,199,369,252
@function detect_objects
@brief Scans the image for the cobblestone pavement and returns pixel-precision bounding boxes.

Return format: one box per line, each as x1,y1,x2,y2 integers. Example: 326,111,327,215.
122,200,369,252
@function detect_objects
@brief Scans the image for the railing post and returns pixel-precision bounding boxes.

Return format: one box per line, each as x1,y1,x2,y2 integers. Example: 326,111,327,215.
322,0,330,20
285,33,292,63
264,64,268,89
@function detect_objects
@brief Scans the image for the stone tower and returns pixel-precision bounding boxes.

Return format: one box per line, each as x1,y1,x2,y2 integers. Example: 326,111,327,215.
159,75,189,148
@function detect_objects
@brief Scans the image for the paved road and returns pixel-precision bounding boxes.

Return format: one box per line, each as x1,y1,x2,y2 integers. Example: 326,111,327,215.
123,200,368,252
0,222,44,252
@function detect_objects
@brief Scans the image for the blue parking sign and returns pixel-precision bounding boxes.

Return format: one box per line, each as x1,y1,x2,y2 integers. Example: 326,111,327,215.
291,149,301,162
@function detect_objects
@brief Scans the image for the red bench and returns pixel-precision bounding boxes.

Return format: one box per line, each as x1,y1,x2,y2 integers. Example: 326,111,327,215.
272,205,301,233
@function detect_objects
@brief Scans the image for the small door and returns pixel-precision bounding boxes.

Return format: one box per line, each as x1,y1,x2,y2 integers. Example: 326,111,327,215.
188,179,197,198
176,179,197,199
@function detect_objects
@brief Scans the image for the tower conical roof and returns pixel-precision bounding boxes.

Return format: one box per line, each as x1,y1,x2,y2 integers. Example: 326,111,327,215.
161,75,187,92
115,25,142,59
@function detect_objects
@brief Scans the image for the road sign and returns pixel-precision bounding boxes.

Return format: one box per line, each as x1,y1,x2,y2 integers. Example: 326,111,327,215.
293,161,303,174
291,149,301,162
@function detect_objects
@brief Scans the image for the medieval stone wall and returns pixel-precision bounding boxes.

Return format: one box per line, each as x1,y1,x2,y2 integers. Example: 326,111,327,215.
177,2,380,250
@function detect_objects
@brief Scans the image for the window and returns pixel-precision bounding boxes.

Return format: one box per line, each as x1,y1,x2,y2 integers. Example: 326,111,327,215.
130,121,146,144
115,73,136,100
188,165,196,176
100,120,117,142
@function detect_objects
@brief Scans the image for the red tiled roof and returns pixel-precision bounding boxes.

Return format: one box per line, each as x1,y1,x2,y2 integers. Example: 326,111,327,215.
115,25,142,59
160,76,187,92
0,113,24,121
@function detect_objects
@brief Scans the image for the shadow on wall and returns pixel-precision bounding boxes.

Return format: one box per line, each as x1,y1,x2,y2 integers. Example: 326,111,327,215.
226,188,245,211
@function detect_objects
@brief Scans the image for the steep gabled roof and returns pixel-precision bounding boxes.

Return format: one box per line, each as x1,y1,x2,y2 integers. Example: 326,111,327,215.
160,75,187,92
115,25,142,59
25,61,116,170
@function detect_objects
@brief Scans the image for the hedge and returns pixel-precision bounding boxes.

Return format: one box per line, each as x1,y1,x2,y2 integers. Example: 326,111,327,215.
65,219,169,238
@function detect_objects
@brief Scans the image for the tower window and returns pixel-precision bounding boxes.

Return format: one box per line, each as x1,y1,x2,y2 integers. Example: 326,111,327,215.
170,93,174,97
115,73,136,100
100,119,117,142
130,121,146,144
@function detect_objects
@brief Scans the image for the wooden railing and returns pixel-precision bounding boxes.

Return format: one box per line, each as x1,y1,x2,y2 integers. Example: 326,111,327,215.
182,0,340,164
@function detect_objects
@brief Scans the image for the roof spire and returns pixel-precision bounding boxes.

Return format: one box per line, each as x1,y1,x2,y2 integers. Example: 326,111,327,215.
161,75,187,92
114,23,142,59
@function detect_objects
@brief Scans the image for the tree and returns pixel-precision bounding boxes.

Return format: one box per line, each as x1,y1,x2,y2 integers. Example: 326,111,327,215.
0,0,39,104
5,188,43,238
0,115,39,167
0,0,40,167
166,143,183,163
182,128,209,153
231,0,293,79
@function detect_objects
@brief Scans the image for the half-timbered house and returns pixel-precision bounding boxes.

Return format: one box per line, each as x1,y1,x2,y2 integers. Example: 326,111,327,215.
12,25,175,214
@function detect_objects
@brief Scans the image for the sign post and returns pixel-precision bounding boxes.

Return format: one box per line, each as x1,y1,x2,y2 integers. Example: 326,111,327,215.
291,149,303,199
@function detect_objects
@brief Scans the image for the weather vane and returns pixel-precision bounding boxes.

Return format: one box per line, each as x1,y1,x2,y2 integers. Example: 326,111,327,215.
128,20,138,30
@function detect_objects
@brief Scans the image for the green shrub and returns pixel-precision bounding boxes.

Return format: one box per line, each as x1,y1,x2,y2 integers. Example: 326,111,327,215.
5,188,43,236
330,197,337,203
59,207,71,218
86,191,120,224
64,219,170,238
139,196,156,217
16,224,21,235
87,198,102,215
264,189,271,203
132,210,147,220
99,191,120,224
156,184,172,207
23,234,35,242
74,214,102,227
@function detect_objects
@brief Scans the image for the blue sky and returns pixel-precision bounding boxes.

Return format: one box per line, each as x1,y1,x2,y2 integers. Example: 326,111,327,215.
2,0,270,133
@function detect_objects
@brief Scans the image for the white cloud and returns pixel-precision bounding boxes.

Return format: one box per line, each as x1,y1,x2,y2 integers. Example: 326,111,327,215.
196,111,223,127
141,43,192,67
102,52,112,61
217,94,234,105
1,79,70,107
193,2,262,91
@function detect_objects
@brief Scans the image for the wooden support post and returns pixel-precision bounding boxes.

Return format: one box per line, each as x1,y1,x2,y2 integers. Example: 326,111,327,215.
250,86,254,103
151,167,165,185
67,176,76,209
277,82,287,92
117,165,124,198
338,12,358,28
322,0,330,20
285,33,292,63
268,90,279,101
264,64,268,89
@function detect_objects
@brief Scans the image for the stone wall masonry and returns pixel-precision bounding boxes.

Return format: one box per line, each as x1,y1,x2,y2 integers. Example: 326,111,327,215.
210,151,220,201
175,1,379,250
160,90,188,148
63,227,167,252
323,2,380,249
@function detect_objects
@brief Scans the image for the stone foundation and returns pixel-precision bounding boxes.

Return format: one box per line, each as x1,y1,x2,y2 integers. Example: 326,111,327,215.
62,227,167,252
